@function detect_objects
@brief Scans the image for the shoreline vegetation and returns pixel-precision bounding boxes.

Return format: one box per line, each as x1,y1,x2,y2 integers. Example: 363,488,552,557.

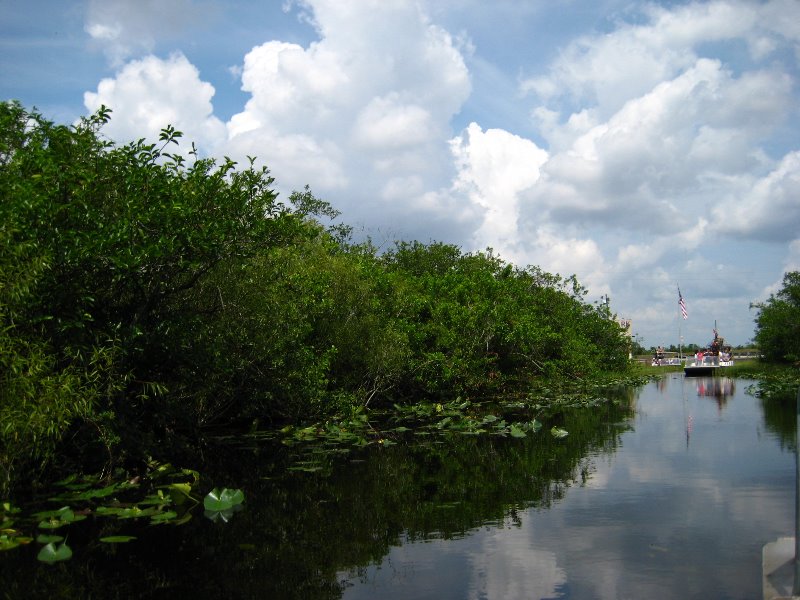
1,102,798,564
1,102,632,498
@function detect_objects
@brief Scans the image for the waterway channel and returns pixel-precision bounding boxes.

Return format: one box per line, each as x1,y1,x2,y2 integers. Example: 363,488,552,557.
2,375,796,599
340,376,796,599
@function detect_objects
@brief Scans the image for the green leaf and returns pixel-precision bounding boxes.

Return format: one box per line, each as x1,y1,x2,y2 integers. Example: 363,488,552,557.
51,483,119,502
152,482,195,506
203,488,245,511
116,507,160,519
37,541,72,563
94,506,126,516
0,535,22,551
2,502,21,514
510,424,527,438
550,426,569,439
436,417,452,429
99,536,137,543
149,510,178,523
33,506,74,521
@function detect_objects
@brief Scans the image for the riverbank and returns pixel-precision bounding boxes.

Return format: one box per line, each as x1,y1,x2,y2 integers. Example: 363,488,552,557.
632,359,797,380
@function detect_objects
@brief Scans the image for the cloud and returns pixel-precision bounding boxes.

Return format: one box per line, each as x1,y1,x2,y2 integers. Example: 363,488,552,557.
713,151,800,242
83,53,225,152
85,0,203,66
511,224,611,295
521,0,797,120
354,95,435,150
752,236,800,302
615,218,710,273
786,239,800,272
220,0,472,229
449,123,548,260
521,58,792,246
74,0,800,345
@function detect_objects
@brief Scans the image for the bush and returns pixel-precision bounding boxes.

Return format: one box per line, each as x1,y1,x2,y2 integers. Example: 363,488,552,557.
752,271,800,364
0,101,633,492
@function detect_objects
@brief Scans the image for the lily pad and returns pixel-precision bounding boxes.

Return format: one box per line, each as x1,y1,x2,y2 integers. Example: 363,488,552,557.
49,483,120,502
149,510,178,523
37,541,72,563
99,536,137,543
510,425,527,438
33,506,75,521
115,506,160,519
0,534,22,551
203,488,244,512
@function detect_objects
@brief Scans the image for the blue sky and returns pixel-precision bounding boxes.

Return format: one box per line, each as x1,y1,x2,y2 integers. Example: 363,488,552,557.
3,0,799,348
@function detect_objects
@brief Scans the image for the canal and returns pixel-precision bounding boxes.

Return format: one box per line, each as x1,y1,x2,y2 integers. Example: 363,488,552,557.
2,376,796,599
340,376,796,599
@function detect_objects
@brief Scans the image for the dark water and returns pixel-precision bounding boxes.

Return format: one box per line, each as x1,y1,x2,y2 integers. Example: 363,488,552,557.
2,376,796,599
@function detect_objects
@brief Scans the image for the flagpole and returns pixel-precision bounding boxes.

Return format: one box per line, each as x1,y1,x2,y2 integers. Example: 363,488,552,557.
678,284,687,361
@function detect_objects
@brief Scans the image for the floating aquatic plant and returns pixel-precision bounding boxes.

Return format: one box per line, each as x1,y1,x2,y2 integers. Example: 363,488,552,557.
203,488,245,523
37,540,72,563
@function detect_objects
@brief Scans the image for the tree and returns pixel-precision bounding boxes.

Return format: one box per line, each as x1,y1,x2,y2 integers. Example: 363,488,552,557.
0,101,330,484
0,100,634,494
752,271,800,364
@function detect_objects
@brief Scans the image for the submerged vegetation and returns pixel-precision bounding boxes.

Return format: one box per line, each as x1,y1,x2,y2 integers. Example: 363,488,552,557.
0,100,634,496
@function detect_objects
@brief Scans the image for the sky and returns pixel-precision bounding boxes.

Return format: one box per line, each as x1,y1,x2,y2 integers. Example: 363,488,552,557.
2,0,799,348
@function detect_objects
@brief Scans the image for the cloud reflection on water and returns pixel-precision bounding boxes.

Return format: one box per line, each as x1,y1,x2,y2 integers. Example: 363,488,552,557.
341,378,794,599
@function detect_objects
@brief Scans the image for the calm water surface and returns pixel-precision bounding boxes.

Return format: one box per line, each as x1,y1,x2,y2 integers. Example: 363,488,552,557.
2,376,796,599
339,376,795,600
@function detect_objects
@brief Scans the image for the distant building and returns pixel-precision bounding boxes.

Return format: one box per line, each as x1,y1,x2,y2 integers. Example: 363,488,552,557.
618,318,633,359
617,318,632,336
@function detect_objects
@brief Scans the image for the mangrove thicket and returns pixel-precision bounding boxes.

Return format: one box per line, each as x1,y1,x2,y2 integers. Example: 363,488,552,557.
0,101,631,494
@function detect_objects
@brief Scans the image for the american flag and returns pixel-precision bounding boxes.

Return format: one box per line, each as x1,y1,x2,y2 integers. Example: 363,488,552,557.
678,287,687,319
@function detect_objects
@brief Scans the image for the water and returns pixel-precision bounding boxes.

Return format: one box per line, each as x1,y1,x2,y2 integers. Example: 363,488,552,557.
2,376,796,599
339,376,796,599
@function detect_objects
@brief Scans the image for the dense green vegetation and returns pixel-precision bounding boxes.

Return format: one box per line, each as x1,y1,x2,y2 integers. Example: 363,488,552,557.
0,101,631,494
752,271,800,365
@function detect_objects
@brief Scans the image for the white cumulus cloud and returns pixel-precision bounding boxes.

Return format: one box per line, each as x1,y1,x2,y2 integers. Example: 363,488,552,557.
220,0,472,233
83,53,225,153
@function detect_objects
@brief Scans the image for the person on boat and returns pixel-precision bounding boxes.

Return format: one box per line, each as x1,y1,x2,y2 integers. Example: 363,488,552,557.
653,346,665,365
